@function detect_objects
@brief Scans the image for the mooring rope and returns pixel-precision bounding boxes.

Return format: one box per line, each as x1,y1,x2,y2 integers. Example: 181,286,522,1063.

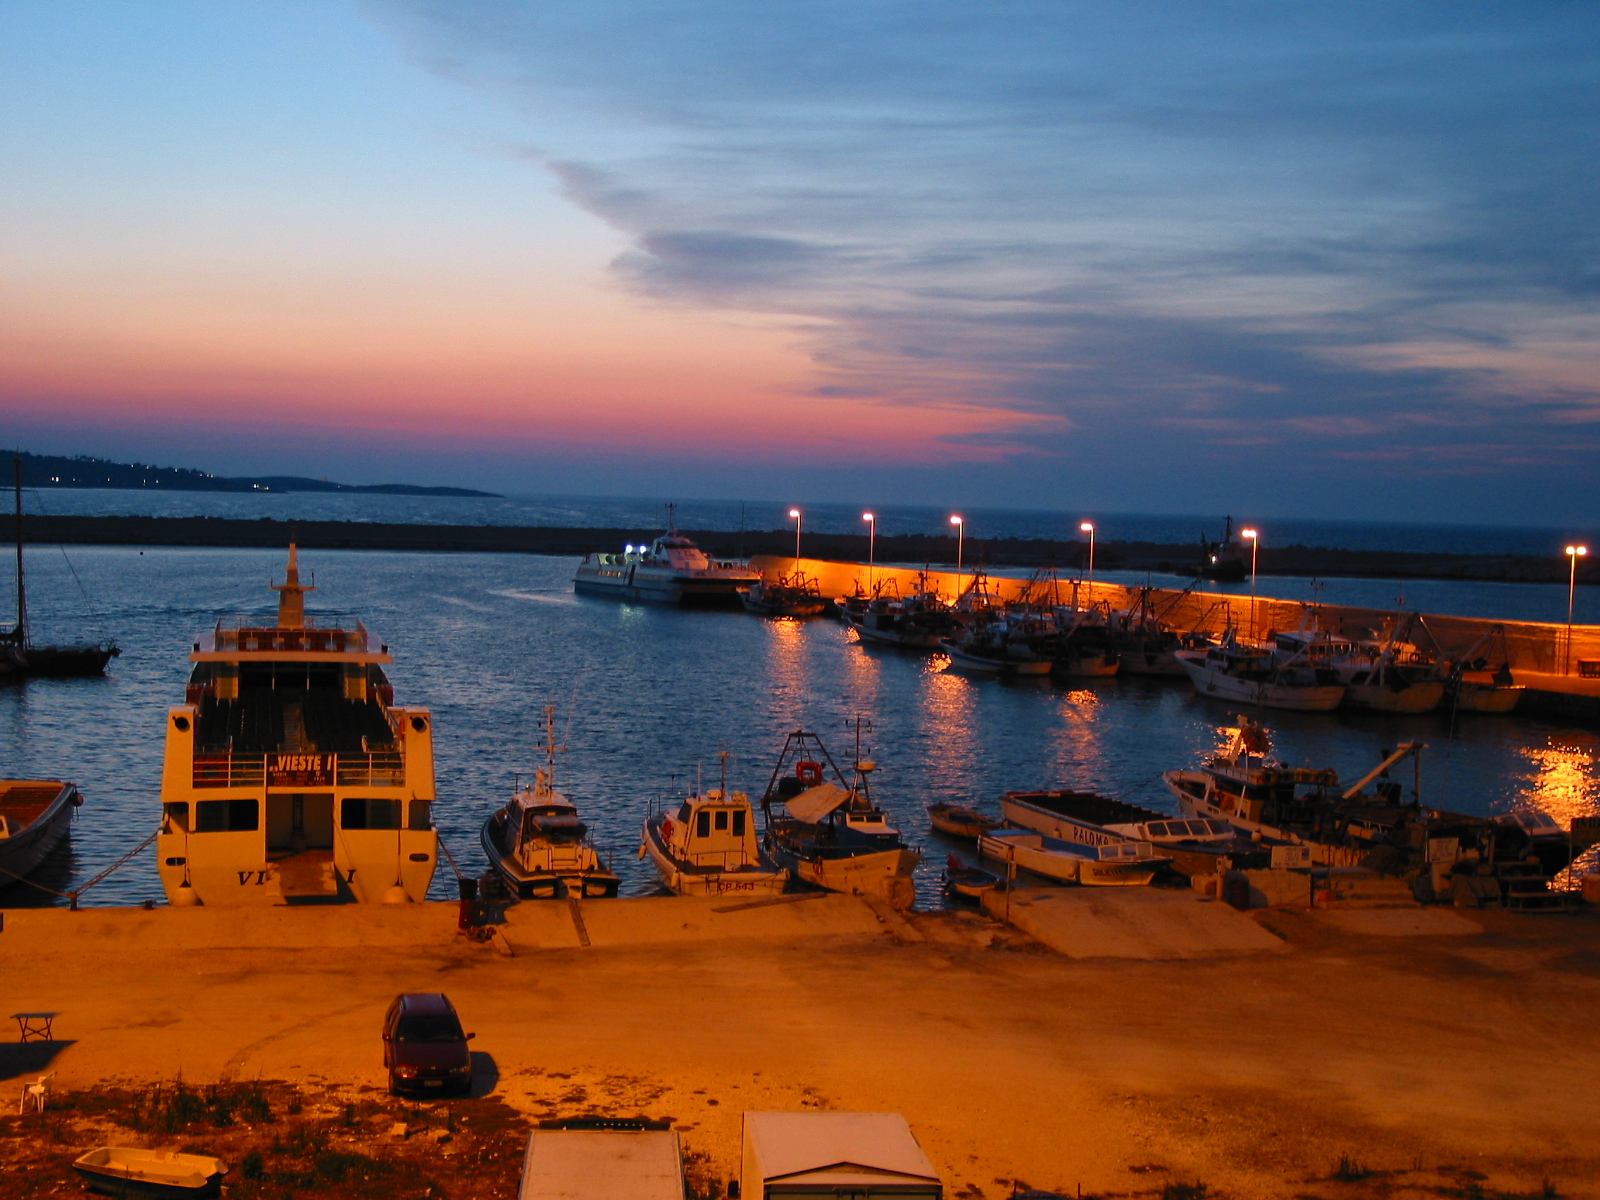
436,833,466,882
0,827,159,908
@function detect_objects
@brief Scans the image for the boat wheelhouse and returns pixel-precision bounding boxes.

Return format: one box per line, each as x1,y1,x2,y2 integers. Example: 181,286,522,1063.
156,546,437,906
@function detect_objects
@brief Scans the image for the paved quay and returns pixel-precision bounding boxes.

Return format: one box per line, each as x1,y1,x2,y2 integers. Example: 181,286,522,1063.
4,896,1599,1197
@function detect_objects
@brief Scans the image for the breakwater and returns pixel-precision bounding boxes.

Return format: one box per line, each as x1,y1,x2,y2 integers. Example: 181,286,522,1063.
753,555,1600,721
18,514,1600,584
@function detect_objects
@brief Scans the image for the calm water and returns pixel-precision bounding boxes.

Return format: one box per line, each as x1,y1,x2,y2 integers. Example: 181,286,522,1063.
2,547,1597,908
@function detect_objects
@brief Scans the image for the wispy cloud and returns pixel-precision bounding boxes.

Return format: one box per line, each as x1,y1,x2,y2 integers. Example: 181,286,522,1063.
372,0,1600,513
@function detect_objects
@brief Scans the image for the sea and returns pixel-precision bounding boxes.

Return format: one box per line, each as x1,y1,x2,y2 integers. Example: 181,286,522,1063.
2,490,1597,908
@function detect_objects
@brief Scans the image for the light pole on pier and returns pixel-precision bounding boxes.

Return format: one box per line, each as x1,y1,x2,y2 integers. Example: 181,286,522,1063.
1080,522,1096,603
789,508,802,563
950,515,964,583
1567,544,1588,674
1242,528,1259,641
863,512,876,593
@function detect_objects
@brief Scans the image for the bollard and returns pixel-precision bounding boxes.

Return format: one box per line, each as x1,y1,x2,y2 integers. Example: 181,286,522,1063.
457,877,480,933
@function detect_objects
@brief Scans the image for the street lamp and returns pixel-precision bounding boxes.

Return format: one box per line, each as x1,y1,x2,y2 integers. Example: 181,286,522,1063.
1241,528,1259,640
789,508,802,563
863,512,875,591
950,515,964,581
1567,545,1588,674
1079,522,1095,601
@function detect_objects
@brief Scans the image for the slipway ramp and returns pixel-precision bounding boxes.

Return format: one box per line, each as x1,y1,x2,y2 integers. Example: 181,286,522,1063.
982,885,1284,960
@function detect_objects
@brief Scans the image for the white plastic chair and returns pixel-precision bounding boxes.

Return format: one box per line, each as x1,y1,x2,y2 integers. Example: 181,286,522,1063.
18,1073,54,1114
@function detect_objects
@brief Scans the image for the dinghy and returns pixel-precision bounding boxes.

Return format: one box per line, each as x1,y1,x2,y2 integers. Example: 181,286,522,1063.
73,1147,227,1198
978,828,1166,886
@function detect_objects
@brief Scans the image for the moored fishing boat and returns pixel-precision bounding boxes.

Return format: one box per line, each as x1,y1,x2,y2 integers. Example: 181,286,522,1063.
481,707,619,899
759,728,920,908
1000,790,1266,876
574,507,760,608
0,779,82,895
742,570,827,617
926,801,1000,839
939,609,1055,675
978,828,1165,886
842,581,959,648
640,765,788,897
1175,637,1345,712
155,545,437,906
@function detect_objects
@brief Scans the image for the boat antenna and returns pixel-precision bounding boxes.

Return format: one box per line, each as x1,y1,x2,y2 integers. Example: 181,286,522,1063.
666,502,678,534
696,760,702,796
718,749,730,796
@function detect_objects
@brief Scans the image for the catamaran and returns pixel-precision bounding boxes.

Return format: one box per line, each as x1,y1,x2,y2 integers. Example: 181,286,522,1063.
574,505,760,607
156,546,438,906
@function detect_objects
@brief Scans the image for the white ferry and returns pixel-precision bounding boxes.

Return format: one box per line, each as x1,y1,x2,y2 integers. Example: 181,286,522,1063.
573,508,760,607
156,546,438,906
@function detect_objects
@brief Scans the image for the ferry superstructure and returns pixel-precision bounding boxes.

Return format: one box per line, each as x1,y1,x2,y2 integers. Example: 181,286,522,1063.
157,546,437,906
573,508,760,607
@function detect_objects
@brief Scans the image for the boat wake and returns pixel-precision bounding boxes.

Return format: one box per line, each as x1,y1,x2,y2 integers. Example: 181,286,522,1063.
489,589,581,606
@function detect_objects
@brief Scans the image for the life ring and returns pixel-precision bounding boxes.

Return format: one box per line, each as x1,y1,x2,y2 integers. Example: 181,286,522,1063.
796,761,823,786
661,817,674,840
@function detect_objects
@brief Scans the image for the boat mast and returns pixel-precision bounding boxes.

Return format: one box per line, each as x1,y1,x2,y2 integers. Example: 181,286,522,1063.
11,454,25,649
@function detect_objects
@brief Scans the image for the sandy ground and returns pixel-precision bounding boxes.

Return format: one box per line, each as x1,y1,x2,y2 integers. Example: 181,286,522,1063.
2,894,1598,1199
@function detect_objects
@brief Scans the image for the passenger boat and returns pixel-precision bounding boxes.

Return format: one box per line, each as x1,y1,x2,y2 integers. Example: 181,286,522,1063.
1175,637,1345,712
2,456,119,678
926,801,1000,839
742,570,827,617
0,779,82,895
640,760,788,897
1000,790,1266,877
155,545,438,906
73,1146,227,1198
481,708,620,899
943,853,1001,899
573,507,760,607
759,728,920,909
978,828,1165,886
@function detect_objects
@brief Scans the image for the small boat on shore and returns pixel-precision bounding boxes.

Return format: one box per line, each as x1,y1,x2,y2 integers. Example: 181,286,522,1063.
574,507,760,608
0,779,82,895
73,1147,227,1198
926,801,1000,839
978,828,1166,886
1000,789,1267,876
759,728,920,909
481,708,619,900
943,853,1001,899
641,759,788,898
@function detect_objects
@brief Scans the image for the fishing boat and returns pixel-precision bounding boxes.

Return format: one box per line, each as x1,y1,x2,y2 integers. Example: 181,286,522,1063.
926,801,1000,839
1441,625,1524,713
978,828,1165,886
0,779,82,895
73,1147,227,1198
481,708,619,899
2,455,119,678
742,570,827,617
938,610,1055,675
1175,637,1345,712
1000,790,1266,876
1051,607,1121,678
155,545,438,906
1184,516,1249,582
759,728,920,909
640,758,788,897
573,506,760,607
842,582,959,648
943,853,1001,899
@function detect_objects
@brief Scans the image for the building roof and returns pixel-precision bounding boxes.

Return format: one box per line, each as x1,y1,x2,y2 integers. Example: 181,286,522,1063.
519,1131,683,1200
744,1112,939,1184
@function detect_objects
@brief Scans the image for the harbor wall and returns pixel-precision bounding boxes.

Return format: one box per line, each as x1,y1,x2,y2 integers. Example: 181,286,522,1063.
751,555,1600,720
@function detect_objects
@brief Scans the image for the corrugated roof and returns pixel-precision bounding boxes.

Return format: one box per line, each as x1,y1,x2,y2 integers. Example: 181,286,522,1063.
745,1112,939,1183
519,1131,683,1200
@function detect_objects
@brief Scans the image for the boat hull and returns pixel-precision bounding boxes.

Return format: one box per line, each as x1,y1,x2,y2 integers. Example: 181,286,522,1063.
0,781,78,894
481,813,619,900
927,804,999,839
844,611,945,648
938,640,1052,675
1451,682,1524,713
1054,651,1119,678
979,832,1159,886
782,845,920,908
16,644,119,678
641,816,788,898
575,566,755,608
1343,680,1444,713
73,1148,225,1199
1162,770,1366,867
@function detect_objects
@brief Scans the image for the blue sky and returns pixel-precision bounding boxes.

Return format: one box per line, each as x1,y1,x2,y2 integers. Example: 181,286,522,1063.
4,2,1597,522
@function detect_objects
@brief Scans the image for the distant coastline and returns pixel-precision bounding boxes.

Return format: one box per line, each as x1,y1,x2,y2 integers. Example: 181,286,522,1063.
14,513,1596,586
9,450,498,498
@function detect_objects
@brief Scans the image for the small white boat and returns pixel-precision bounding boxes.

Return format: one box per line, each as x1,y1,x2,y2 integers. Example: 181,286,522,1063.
73,1147,227,1198
978,828,1165,886
641,769,788,898
1176,640,1344,712
0,779,81,895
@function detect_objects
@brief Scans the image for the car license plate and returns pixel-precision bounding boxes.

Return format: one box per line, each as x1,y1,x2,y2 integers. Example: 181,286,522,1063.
424,1080,443,1088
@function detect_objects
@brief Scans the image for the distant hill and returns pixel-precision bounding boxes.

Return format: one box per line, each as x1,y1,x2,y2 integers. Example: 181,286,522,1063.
7,451,499,497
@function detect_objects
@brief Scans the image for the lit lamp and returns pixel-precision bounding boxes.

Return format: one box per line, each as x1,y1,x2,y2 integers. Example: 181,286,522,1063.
950,515,964,581
1567,545,1588,674
863,512,876,591
789,508,803,563
1241,528,1259,640
1080,522,1096,599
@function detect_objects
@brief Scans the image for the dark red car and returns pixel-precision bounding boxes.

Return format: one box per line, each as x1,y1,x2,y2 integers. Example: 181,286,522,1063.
382,993,475,1096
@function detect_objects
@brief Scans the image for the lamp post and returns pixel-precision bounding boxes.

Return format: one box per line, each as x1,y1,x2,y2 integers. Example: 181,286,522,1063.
950,515,964,582
789,508,802,563
863,512,875,592
1241,528,1259,641
1079,521,1095,601
1567,545,1588,674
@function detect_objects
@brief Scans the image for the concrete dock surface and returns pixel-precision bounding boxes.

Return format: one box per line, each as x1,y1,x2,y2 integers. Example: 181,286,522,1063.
3,896,1599,1198
980,885,1287,959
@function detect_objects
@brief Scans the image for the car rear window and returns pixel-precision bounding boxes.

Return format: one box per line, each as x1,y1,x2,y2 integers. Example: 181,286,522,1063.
396,1014,463,1043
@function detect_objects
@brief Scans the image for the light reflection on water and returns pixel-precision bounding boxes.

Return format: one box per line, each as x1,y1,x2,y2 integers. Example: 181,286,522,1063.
1,547,1597,908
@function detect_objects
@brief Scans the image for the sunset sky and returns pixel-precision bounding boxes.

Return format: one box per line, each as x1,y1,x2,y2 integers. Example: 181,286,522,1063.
3,3,1597,522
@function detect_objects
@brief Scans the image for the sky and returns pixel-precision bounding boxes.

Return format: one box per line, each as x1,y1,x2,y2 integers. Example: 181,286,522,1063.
2,2,1597,523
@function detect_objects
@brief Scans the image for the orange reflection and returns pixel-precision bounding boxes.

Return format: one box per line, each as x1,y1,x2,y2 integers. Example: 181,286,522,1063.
1514,736,1600,886
764,617,809,724
917,660,981,792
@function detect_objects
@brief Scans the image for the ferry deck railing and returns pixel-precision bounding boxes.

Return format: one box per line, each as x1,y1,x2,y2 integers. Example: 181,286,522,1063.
192,748,404,789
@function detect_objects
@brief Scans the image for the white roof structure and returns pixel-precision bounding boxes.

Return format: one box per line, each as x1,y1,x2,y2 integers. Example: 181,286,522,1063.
518,1130,684,1200
743,1112,941,1193
784,783,855,824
